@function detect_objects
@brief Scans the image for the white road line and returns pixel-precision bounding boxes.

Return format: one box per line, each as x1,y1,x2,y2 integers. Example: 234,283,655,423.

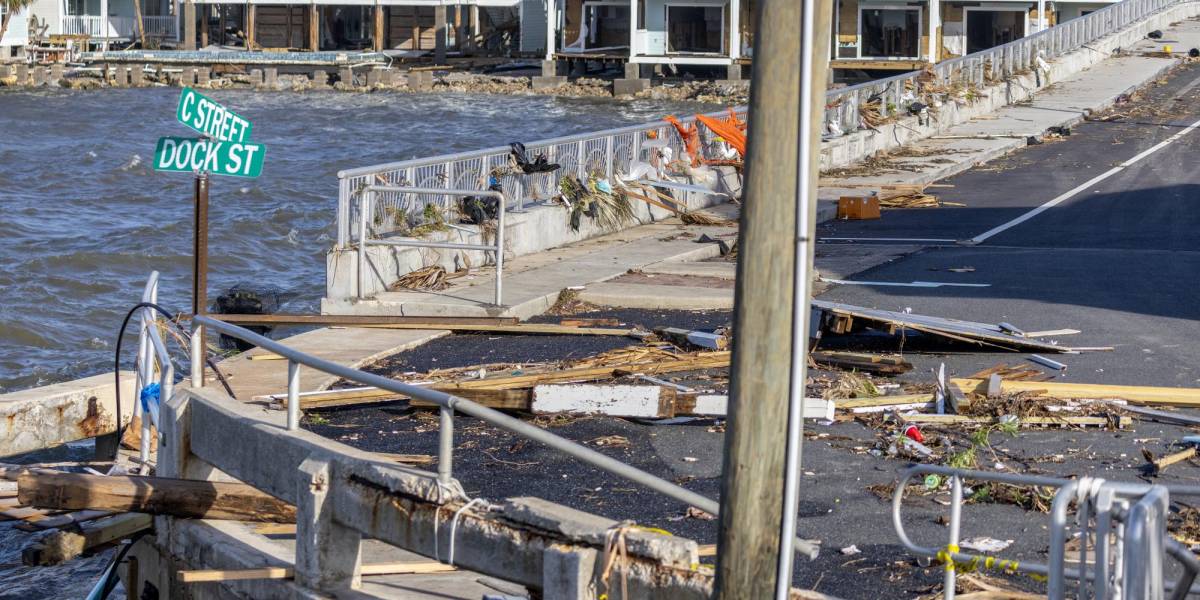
819,278,991,288
820,237,959,242
969,114,1200,244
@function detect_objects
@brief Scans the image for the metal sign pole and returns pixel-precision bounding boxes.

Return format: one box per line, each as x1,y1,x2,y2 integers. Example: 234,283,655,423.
193,170,209,382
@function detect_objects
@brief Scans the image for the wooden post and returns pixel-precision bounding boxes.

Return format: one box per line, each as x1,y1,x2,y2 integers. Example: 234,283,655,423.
453,5,462,50
246,4,256,50
199,4,209,47
433,5,446,64
373,6,385,51
308,3,319,51
184,1,197,50
714,0,831,596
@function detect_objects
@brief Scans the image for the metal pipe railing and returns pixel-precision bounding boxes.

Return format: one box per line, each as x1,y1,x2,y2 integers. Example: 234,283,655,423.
355,186,505,304
189,314,820,558
335,108,747,248
893,464,1200,598
136,272,174,467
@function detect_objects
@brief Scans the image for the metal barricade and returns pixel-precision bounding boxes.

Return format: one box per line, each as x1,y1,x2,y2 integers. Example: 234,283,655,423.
355,185,506,304
893,464,1200,599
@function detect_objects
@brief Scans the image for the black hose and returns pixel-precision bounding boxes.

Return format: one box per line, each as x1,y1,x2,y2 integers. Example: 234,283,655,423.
113,302,177,461
112,302,239,462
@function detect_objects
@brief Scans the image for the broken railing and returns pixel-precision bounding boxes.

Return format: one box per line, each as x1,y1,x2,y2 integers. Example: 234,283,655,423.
823,0,1183,136
894,464,1200,599
188,314,820,560
334,107,747,249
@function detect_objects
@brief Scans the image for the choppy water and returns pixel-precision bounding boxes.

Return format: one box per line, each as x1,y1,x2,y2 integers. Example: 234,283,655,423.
0,88,717,393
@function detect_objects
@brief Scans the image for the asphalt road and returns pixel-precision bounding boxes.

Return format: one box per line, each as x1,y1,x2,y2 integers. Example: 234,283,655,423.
816,60,1200,388
306,63,1200,599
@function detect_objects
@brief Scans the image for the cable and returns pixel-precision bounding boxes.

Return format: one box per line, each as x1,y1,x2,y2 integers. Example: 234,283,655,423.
113,301,239,462
113,301,176,461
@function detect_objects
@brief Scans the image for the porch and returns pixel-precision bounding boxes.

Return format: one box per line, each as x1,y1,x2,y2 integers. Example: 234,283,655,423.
60,15,177,39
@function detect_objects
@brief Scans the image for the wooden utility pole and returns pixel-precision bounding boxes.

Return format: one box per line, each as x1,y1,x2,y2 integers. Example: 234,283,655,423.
715,0,832,596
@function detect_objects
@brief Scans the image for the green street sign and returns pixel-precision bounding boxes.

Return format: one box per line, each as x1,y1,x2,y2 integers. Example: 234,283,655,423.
175,87,253,143
153,136,265,178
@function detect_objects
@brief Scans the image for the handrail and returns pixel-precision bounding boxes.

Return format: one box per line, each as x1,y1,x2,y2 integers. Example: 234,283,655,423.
355,186,506,303
334,107,747,248
137,272,175,468
190,313,821,558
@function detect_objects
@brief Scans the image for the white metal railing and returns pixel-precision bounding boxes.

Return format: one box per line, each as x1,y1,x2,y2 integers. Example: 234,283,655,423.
335,108,746,248
135,271,174,469
824,0,1183,135
355,186,506,301
142,15,177,39
60,15,139,38
188,313,820,558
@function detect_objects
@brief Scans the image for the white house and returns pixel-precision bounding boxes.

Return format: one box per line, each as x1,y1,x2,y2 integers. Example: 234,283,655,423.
542,0,751,76
531,0,1116,78
1,0,178,51
1,3,32,54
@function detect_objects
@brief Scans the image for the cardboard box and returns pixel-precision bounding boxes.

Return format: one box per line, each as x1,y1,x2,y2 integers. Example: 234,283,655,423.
837,196,881,220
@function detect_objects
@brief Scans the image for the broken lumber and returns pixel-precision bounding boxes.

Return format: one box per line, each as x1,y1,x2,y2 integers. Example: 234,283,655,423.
205,314,517,326
1143,447,1197,475
811,351,911,375
899,414,1130,428
22,512,152,566
354,322,639,337
18,472,296,523
178,562,457,582
953,378,1200,407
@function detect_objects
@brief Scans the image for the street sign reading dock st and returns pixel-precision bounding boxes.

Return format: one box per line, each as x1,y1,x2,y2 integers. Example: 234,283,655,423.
176,87,253,143
155,137,264,178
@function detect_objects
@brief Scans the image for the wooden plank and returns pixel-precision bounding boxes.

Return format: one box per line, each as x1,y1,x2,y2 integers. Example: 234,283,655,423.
179,561,457,582
811,351,912,375
531,385,674,418
833,394,934,409
18,472,296,523
447,353,730,390
353,323,637,337
23,513,153,566
953,378,1200,407
210,313,518,326
831,59,930,70
900,414,1130,427
26,509,114,530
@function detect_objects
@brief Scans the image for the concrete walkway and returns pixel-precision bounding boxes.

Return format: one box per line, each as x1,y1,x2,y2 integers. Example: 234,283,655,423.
819,18,1200,200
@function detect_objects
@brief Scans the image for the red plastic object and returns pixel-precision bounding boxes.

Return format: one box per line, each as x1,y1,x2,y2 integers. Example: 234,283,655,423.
902,424,924,443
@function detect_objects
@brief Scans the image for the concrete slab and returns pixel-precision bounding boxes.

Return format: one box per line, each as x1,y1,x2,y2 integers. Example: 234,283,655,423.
213,328,447,399
641,261,737,279
0,371,136,457
344,219,736,320
577,282,733,310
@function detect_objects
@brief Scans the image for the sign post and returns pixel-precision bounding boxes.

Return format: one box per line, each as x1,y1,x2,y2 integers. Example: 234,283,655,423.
154,88,265,377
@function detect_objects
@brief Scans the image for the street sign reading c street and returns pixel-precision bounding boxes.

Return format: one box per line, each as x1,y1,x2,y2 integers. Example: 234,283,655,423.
176,87,253,143
154,136,265,178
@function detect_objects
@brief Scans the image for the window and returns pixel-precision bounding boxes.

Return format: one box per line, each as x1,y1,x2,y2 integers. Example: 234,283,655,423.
860,7,921,58
666,5,724,54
